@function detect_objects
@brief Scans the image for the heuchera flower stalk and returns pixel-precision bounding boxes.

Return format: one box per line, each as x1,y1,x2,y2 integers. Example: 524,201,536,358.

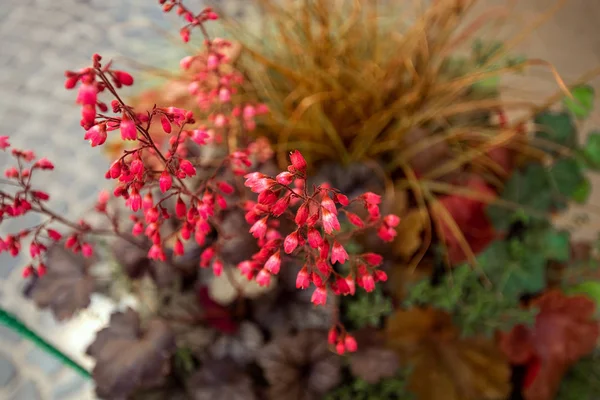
0,0,401,355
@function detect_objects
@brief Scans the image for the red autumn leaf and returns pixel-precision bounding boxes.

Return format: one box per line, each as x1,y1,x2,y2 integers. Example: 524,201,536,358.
499,290,599,400
196,286,239,334
435,177,497,264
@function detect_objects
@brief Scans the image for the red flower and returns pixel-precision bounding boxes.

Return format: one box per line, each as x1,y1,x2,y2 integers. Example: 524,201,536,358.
159,171,172,193
321,208,340,234
120,114,137,140
289,150,307,173
84,124,107,147
0,136,10,150
330,241,349,264
264,251,281,274
311,286,327,305
284,231,299,254
296,266,310,289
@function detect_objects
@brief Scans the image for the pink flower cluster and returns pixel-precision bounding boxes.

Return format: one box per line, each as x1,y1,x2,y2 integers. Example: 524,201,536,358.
0,1,403,354
237,150,398,306
0,142,95,277
328,326,358,355
164,1,269,144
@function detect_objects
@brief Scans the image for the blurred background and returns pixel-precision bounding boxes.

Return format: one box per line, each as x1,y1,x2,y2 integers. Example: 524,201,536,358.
0,0,598,398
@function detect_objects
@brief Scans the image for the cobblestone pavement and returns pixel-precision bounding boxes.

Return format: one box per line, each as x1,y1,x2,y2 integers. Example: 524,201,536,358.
0,0,249,398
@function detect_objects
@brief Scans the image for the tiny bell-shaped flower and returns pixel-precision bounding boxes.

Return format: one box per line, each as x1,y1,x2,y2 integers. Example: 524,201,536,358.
363,253,383,266
328,327,338,345
37,263,47,277
142,192,154,211
192,129,209,145
336,341,346,355
46,229,62,241
212,259,224,277
129,189,142,212
217,181,234,195
264,251,281,274
333,276,352,295
289,150,307,173
81,104,96,127
109,161,122,179
243,105,255,120
321,208,340,234
311,286,328,306
159,170,172,193
321,195,337,215
180,27,190,42
22,265,34,278
84,124,107,147
0,136,9,150
295,203,309,226
256,268,271,287
249,216,268,239
132,222,143,236
296,266,310,289
180,56,193,70
200,247,216,268
218,87,231,103
362,192,382,205
330,241,349,265
113,70,134,86
160,116,172,134
207,54,219,70
334,193,349,206
76,83,97,106
345,211,364,228
283,231,299,254
345,275,356,295
361,273,375,293
33,158,54,170
175,197,186,218
82,243,94,258
374,270,388,282
179,159,196,177
271,196,290,217
174,238,184,256
276,171,294,186
120,114,137,141
344,335,358,352
148,244,166,261
307,228,322,248
384,214,401,227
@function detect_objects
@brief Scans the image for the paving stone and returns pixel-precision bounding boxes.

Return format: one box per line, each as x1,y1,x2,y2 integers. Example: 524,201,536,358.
0,352,17,387
11,380,41,400
26,347,63,376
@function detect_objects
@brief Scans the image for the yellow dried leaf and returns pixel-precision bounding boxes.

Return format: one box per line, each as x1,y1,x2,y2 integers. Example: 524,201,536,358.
385,307,510,400
393,208,428,260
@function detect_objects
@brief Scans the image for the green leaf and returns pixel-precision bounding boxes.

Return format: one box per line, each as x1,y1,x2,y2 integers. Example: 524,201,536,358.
583,131,600,170
325,372,414,400
563,85,595,119
534,111,577,148
541,230,571,262
487,163,553,231
344,285,393,329
500,252,546,298
549,157,586,199
557,352,600,400
572,178,592,204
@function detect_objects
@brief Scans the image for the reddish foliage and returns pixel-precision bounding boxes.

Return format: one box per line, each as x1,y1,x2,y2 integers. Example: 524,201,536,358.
435,177,497,264
500,290,599,400
196,287,239,334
